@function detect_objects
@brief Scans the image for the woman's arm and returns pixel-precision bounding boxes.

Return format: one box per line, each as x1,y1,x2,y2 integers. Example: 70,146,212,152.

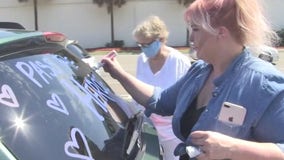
230,139,284,160
101,56,154,106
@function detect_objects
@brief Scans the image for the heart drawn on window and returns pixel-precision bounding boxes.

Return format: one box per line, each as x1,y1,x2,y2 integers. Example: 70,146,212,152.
64,127,95,160
46,93,69,115
0,84,19,108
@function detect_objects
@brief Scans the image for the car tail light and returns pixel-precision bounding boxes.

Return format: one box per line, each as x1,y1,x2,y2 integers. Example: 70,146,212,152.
44,32,66,42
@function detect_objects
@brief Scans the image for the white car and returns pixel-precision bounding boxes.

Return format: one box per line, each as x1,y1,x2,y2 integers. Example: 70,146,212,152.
257,45,279,64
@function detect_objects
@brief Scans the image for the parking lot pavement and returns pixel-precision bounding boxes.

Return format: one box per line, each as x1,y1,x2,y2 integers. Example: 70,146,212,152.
97,52,284,97
96,55,137,97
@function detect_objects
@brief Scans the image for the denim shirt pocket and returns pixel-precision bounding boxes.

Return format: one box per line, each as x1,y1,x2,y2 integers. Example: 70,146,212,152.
213,119,247,137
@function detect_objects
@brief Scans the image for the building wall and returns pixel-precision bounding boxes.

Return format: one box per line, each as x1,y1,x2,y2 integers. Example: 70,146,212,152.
0,0,34,29
0,0,283,49
261,0,284,30
113,0,187,47
38,0,111,48
37,0,188,48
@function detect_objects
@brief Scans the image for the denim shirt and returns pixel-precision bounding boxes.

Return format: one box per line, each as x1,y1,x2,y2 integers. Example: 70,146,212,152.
145,48,284,152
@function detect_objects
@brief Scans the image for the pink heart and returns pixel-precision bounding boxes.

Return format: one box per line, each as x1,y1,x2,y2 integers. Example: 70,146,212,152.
0,84,19,108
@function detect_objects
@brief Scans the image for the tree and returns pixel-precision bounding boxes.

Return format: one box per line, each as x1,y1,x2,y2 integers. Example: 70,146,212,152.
92,0,126,47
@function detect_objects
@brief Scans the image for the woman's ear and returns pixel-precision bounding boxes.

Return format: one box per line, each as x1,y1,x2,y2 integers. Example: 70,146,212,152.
217,26,228,39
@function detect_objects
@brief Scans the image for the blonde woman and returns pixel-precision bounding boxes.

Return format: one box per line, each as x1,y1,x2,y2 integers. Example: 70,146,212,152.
133,16,191,160
102,0,284,159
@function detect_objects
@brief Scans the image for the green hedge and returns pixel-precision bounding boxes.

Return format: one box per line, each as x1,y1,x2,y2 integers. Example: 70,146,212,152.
276,29,284,46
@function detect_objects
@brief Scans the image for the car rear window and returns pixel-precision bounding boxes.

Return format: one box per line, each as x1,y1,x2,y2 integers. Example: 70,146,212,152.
0,50,128,159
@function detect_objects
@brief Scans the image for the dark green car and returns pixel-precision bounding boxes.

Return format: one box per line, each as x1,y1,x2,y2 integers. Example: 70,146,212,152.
0,29,161,160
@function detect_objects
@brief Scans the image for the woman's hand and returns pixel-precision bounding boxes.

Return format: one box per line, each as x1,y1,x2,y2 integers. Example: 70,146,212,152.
190,131,235,160
101,55,126,80
190,131,284,160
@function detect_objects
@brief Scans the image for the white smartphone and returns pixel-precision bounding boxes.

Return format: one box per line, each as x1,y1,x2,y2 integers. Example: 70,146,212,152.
218,102,247,125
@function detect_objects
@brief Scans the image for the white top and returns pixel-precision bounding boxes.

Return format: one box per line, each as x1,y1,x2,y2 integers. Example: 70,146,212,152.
136,46,191,141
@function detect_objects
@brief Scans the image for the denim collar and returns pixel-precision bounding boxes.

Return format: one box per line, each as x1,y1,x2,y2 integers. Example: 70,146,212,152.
213,48,249,86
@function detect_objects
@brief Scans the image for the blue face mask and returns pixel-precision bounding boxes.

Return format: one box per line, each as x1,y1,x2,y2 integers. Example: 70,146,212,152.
141,40,161,58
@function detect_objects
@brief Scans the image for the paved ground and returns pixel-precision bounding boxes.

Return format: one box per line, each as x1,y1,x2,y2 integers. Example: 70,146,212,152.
96,51,284,97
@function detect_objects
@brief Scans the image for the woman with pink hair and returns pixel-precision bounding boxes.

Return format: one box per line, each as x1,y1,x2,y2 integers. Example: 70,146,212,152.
102,0,284,159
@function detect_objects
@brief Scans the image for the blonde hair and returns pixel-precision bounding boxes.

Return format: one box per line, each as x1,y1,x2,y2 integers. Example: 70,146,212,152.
184,0,279,49
133,16,169,43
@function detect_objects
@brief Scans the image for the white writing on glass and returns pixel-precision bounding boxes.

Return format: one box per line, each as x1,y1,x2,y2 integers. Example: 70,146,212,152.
15,61,55,88
14,58,106,121
64,127,95,160
46,93,69,116
69,77,104,121
83,79,108,112
0,84,19,108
